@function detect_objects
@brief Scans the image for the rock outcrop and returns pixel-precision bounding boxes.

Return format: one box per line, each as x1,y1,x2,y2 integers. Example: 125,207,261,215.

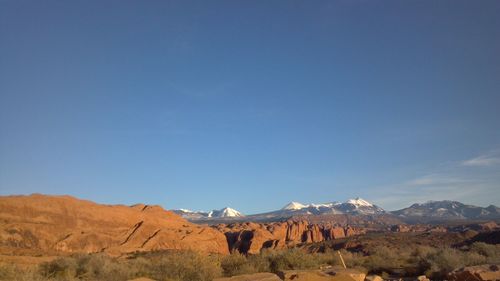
214,220,365,254
448,264,500,281
0,194,229,256
365,275,383,281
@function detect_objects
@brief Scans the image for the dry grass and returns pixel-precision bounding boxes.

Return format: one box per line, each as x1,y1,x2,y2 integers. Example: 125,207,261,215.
0,242,498,280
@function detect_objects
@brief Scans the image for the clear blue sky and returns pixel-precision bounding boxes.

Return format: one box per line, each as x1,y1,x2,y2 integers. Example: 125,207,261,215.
1,0,499,213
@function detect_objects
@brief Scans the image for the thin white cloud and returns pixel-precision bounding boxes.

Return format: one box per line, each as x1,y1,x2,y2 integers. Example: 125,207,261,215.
405,174,464,186
369,149,500,210
462,153,500,166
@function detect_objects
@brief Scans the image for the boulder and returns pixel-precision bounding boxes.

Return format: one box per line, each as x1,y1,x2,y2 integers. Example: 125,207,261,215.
448,264,500,281
365,275,383,281
416,275,430,281
214,272,281,281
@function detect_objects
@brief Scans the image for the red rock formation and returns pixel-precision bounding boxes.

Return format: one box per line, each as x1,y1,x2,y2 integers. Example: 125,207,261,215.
327,227,346,239
286,220,309,243
311,225,325,243
218,220,366,254
0,194,229,256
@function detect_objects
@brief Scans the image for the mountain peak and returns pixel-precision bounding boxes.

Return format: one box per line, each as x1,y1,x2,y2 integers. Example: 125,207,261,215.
345,197,373,207
281,201,307,210
215,207,244,217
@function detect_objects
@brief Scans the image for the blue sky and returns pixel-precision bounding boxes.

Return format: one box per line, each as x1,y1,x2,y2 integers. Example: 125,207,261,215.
1,1,499,213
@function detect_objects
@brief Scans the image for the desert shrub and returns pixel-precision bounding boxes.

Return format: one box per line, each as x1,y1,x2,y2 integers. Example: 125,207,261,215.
0,264,15,280
470,242,500,263
38,254,137,281
246,251,272,272
5,240,499,280
142,251,221,281
337,249,366,268
407,246,436,275
423,248,465,279
0,264,46,281
36,251,221,281
221,253,258,276
362,245,409,274
39,256,78,280
266,248,321,273
76,254,136,281
221,248,336,276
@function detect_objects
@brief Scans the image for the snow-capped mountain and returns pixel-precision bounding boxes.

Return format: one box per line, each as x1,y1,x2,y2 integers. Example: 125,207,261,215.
257,197,385,219
209,207,244,218
172,207,244,220
172,199,499,222
391,200,500,220
172,198,382,221
281,202,308,210
346,198,373,207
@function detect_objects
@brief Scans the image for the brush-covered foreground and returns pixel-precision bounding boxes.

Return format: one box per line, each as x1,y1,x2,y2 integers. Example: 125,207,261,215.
0,241,498,281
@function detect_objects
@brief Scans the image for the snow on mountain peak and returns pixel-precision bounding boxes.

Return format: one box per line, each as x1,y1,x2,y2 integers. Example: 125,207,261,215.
218,207,244,217
345,197,373,207
281,201,307,210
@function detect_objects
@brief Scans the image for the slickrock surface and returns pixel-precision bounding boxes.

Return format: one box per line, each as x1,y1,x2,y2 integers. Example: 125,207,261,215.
0,194,229,256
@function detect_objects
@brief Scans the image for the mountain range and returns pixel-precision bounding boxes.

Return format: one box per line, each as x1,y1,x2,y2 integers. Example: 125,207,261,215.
172,207,243,220
171,198,500,222
393,200,500,221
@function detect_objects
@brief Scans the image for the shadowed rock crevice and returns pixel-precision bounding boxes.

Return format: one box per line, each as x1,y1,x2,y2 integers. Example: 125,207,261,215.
121,221,144,245
141,229,160,248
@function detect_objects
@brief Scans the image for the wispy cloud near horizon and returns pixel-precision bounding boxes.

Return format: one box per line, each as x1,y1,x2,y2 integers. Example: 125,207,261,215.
462,152,500,166
372,150,500,210
405,174,465,186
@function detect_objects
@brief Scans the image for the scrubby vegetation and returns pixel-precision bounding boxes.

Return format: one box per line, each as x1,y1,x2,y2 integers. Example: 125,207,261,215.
0,251,221,281
333,242,499,279
0,242,498,281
